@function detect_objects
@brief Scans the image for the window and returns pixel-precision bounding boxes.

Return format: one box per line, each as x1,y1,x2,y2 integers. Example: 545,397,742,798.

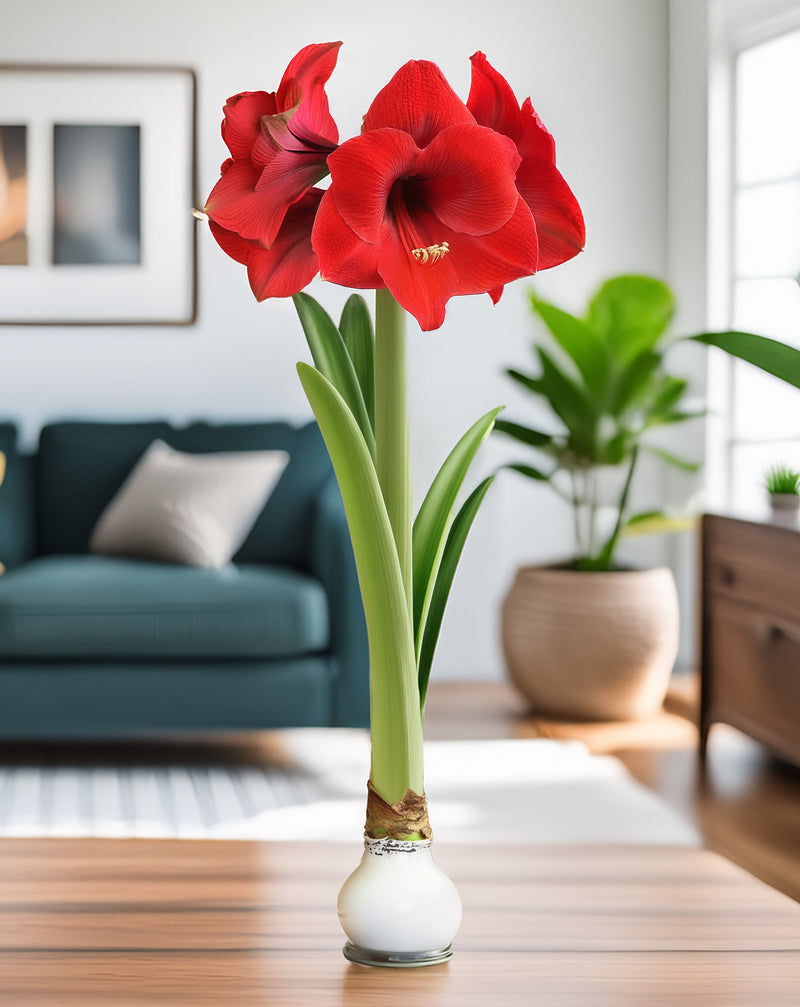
713,25,800,512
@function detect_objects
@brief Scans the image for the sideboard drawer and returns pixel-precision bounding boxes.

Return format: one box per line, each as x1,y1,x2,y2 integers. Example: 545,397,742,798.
704,517,800,625
707,596,800,765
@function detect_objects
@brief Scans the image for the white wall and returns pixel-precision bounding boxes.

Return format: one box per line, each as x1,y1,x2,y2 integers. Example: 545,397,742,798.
1,0,672,680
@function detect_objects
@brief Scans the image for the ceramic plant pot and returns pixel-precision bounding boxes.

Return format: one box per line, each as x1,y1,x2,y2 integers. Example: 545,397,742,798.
501,565,680,721
769,493,800,529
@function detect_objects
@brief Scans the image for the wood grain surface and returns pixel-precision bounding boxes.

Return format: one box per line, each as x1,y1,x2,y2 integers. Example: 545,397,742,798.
0,838,798,1005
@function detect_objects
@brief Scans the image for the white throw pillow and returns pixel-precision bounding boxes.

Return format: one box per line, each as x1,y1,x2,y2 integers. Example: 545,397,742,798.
89,440,289,569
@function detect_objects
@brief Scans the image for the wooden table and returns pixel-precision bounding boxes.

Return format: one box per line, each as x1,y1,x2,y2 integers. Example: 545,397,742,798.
0,839,798,1005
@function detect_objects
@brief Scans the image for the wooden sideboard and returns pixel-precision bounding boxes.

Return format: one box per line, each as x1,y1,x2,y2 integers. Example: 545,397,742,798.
700,513,800,766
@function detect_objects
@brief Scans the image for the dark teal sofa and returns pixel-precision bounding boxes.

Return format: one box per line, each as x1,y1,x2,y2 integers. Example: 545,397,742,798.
0,419,369,738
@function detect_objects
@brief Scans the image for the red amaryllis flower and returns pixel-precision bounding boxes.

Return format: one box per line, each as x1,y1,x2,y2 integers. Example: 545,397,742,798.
467,52,585,274
205,41,341,251
312,61,539,331
209,188,322,301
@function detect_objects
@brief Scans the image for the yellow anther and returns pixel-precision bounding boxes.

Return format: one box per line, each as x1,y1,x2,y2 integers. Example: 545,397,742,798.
411,241,450,265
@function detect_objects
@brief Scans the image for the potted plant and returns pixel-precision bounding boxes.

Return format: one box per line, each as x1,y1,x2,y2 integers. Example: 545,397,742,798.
764,463,800,528
496,274,800,720
202,42,585,964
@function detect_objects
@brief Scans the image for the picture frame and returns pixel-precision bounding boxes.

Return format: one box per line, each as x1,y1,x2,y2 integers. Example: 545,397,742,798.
0,65,197,325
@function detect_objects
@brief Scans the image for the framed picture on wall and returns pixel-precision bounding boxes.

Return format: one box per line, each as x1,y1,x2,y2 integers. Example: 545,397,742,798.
0,65,197,325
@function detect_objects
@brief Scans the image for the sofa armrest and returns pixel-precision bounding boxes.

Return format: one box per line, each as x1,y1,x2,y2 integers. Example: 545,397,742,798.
308,474,369,728
0,425,36,568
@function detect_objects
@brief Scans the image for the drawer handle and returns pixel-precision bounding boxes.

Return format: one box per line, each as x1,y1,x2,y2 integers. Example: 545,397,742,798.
720,566,736,586
765,623,800,645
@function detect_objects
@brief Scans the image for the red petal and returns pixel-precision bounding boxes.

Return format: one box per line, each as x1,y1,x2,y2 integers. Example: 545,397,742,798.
325,129,419,243
517,98,557,163
277,41,341,145
516,159,585,269
451,197,539,295
211,189,322,300
312,189,383,289
204,160,284,242
363,60,474,148
416,123,521,236
221,91,279,159
378,228,457,331
467,52,523,142
207,219,254,266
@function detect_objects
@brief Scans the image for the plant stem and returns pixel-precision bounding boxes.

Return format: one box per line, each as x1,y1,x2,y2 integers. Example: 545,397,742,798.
370,288,423,806
375,289,413,615
595,446,639,569
570,470,582,558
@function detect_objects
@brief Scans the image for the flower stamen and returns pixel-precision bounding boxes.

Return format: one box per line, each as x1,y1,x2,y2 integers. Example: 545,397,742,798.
412,242,450,265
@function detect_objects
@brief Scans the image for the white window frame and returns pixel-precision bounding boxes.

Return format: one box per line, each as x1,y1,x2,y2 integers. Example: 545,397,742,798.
706,1,800,512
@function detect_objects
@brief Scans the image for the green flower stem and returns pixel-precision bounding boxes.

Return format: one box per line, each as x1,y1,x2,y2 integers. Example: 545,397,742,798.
375,288,413,616
371,288,422,807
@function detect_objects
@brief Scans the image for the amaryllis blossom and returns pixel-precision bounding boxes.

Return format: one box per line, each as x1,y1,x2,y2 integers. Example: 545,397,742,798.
467,52,585,277
205,41,341,270
205,44,585,330
313,61,539,331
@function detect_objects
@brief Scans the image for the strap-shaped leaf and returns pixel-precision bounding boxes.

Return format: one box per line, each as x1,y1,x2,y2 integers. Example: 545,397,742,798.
417,476,494,707
688,330,800,389
412,407,502,656
494,418,555,449
531,295,609,404
296,362,422,803
293,292,376,457
339,294,375,430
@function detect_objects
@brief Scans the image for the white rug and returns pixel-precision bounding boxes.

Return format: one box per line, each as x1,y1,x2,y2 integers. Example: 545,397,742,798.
0,730,699,845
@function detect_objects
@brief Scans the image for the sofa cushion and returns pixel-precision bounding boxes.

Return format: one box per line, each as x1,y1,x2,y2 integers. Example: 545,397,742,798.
36,420,333,567
174,422,333,568
0,555,329,660
89,441,289,568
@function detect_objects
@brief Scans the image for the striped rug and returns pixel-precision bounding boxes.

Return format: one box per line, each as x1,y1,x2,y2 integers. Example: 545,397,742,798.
0,730,700,844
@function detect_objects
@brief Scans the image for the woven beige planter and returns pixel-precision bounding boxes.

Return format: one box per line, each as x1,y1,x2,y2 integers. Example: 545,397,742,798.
501,565,680,721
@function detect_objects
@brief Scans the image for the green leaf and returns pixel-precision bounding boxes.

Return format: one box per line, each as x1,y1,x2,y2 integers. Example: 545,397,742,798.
339,294,375,431
588,275,675,363
596,431,630,466
643,444,701,471
296,362,422,803
293,292,375,457
649,376,689,417
412,407,502,657
609,351,661,417
417,476,494,707
688,330,800,389
494,418,556,449
506,462,551,481
645,408,705,427
530,295,609,403
506,367,545,397
623,509,696,537
535,348,598,458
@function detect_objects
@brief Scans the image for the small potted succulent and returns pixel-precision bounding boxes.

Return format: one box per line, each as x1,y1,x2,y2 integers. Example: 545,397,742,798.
764,463,800,528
